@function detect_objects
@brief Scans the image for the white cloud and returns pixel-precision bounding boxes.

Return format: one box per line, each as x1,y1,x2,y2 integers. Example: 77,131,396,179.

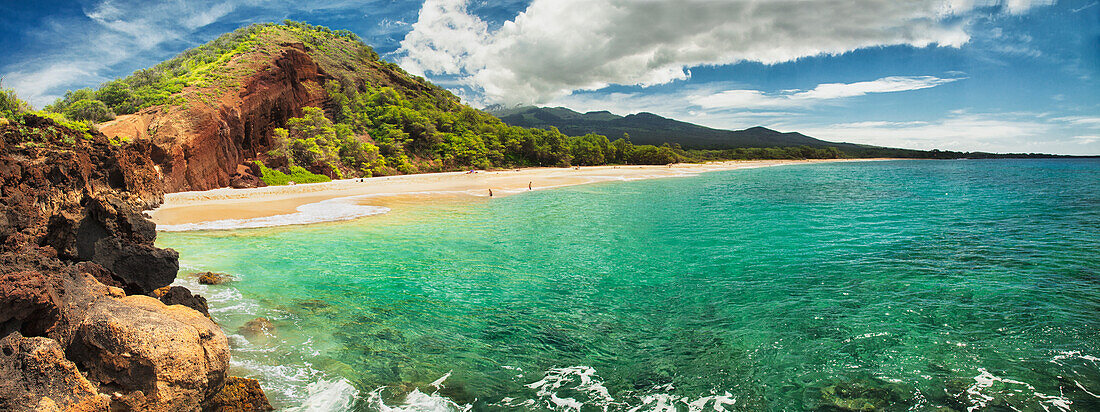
3,65,100,105
691,76,962,109
802,113,1050,150
398,0,1052,105
799,111,1100,154
547,85,1100,155
1,0,396,107
1054,116,1100,126
1,0,243,106
796,76,960,100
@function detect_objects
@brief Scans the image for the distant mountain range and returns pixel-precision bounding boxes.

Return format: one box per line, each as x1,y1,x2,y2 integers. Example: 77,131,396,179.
485,106,1085,159
487,105,864,150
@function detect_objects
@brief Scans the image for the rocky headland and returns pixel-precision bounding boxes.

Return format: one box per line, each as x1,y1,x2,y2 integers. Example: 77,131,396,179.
0,114,270,411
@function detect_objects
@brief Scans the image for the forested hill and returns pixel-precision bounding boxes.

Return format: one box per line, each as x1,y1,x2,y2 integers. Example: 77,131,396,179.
39,21,753,191
9,21,1074,191
489,106,853,149
487,106,1083,159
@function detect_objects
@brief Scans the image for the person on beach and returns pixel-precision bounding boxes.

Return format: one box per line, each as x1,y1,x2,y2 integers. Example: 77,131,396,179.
528,182,532,191
489,188,493,197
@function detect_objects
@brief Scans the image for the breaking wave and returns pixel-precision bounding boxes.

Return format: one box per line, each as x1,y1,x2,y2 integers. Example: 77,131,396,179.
368,367,737,412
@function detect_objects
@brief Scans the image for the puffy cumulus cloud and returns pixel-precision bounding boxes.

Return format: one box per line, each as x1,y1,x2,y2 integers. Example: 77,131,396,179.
398,0,1052,105
691,76,963,109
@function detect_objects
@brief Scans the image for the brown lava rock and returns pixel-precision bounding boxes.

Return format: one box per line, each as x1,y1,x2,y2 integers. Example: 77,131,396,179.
0,114,250,410
154,285,212,318
204,376,274,412
199,271,234,285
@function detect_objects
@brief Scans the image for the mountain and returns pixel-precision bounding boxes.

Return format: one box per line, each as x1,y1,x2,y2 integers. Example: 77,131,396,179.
59,21,714,193
489,105,860,150
43,21,1073,195
72,21,466,192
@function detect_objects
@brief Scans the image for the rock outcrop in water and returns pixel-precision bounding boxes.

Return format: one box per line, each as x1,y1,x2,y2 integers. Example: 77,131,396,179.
0,115,267,410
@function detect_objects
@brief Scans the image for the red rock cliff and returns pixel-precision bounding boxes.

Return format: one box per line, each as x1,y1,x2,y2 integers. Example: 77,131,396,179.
99,43,329,193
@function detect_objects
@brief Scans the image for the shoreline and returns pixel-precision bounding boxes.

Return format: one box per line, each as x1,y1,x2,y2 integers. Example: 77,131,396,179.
151,159,893,230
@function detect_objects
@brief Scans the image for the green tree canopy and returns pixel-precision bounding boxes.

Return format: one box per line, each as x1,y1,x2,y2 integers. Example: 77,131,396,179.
0,79,30,118
63,99,114,123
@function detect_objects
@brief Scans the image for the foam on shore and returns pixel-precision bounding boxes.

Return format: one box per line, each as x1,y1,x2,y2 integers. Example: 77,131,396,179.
154,160,844,231
157,196,390,231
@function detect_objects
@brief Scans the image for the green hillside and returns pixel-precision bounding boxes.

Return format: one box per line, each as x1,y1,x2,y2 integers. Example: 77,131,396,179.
490,106,854,149
43,21,726,177
30,21,1067,180
489,106,1082,159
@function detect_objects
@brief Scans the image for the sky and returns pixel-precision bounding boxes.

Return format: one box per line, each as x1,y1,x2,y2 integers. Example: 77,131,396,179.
0,0,1097,154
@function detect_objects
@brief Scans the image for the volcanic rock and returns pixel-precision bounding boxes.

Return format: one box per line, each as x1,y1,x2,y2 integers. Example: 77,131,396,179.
0,114,247,409
154,285,211,318
238,318,276,340
98,45,328,192
204,376,274,412
0,332,111,411
198,271,233,285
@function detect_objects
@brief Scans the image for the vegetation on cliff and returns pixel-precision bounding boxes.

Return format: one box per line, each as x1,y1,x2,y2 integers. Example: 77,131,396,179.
28,22,1080,186
0,112,273,410
0,80,31,120
35,21,850,187
1,81,104,142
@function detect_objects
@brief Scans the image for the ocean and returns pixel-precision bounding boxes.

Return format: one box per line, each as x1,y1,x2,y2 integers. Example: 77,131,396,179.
157,159,1100,411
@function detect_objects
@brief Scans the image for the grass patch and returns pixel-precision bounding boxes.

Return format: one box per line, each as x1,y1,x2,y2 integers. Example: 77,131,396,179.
254,161,331,186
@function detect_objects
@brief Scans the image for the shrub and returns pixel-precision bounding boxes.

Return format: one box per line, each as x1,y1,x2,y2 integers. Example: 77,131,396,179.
63,99,114,122
254,161,331,186
0,79,30,118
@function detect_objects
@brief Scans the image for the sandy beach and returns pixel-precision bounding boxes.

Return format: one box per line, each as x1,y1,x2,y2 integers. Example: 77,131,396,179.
150,159,877,230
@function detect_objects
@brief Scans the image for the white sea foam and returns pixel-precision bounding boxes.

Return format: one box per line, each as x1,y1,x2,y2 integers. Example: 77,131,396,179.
170,275,261,315
286,379,360,412
157,196,389,231
171,274,354,410
366,373,472,412
430,371,452,389
525,366,614,410
490,366,738,411
1052,351,1100,364
230,359,325,399
964,368,1072,412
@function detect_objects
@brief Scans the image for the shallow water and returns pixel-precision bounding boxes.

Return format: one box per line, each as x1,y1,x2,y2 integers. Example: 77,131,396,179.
158,159,1100,411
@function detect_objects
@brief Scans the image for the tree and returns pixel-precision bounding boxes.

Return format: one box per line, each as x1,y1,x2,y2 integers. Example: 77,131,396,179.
283,107,339,168
611,138,633,163
0,79,30,118
63,99,114,122
44,89,95,114
95,80,138,114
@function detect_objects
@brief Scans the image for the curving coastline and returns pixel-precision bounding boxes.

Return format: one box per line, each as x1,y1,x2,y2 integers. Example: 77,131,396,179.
150,159,883,231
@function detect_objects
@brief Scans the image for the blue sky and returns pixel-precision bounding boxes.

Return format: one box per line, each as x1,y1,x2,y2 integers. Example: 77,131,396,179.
1,0,1097,154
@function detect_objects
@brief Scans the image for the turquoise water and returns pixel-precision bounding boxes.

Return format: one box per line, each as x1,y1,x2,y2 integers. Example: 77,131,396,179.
158,160,1100,411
